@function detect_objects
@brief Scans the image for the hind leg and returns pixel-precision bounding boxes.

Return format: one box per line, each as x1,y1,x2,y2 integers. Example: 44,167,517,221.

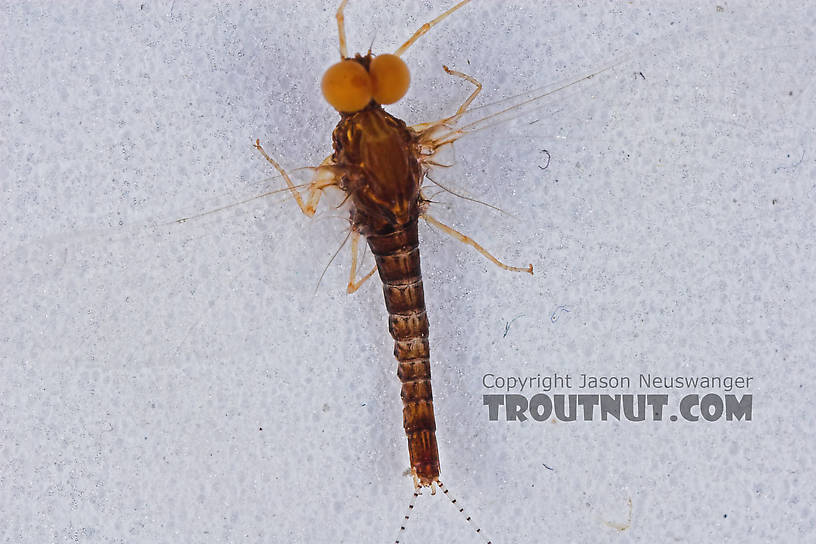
422,214,533,274
346,231,378,293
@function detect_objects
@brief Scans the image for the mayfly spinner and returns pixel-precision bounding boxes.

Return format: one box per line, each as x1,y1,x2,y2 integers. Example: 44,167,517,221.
255,0,532,539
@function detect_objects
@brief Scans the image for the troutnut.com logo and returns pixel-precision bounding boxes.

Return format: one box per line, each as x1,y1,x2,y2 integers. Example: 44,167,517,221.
483,373,753,422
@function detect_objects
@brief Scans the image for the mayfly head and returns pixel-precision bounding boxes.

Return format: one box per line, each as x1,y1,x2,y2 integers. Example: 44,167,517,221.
321,53,410,113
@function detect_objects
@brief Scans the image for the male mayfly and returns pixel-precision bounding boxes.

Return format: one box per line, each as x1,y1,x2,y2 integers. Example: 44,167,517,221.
255,0,536,539
258,0,528,490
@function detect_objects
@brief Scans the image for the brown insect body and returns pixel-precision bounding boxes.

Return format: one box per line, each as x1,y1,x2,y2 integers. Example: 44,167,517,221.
254,3,530,504
331,61,439,485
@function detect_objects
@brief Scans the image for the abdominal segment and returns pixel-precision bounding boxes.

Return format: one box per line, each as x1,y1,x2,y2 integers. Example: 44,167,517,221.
365,217,440,486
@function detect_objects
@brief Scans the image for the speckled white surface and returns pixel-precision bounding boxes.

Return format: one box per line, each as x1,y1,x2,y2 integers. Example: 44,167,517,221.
1,1,815,542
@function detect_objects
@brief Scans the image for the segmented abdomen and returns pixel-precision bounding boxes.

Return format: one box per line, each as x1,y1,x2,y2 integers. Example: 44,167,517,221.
365,217,439,486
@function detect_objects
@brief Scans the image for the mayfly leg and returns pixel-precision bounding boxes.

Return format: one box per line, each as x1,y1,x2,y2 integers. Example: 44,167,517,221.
335,0,473,60
412,65,535,276
253,140,337,217
442,65,482,118
335,0,350,59
422,213,533,274
347,231,378,293
412,65,483,136
413,66,481,168
394,0,474,57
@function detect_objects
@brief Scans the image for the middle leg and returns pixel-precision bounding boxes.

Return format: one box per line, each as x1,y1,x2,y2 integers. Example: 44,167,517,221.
443,65,482,118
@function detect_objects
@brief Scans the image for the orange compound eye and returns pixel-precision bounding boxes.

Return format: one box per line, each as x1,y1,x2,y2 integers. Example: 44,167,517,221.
369,54,410,105
321,60,373,113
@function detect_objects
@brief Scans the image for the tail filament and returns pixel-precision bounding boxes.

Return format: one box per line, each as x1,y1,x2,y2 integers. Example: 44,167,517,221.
393,489,420,544
392,482,493,543
438,480,493,544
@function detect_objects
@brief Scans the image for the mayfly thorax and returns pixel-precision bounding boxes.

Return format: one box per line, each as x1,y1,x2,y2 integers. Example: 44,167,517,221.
254,0,533,539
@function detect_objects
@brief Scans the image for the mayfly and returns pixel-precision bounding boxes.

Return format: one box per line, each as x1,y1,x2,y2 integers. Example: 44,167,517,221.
252,0,569,540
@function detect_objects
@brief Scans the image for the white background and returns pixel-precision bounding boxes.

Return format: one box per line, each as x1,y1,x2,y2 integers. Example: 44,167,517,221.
2,1,814,542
